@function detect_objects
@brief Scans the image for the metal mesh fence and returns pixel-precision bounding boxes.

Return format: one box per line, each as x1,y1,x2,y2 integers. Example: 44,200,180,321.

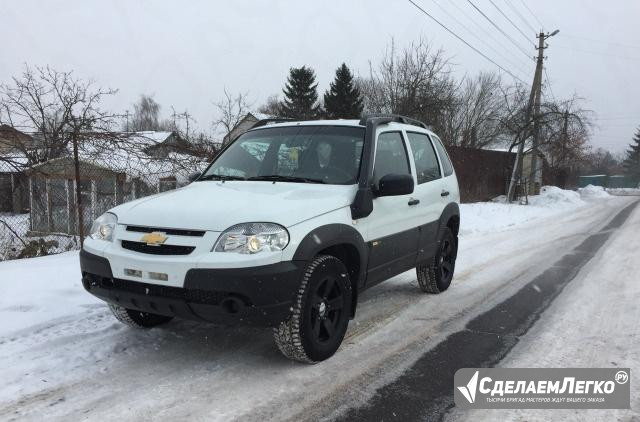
0,133,211,261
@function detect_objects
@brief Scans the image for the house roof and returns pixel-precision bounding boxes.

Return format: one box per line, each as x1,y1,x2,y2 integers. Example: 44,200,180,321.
0,125,32,143
0,125,35,153
23,131,205,183
75,136,206,184
118,131,175,148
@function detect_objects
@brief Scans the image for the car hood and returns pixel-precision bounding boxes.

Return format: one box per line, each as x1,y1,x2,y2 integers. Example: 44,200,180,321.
110,181,357,231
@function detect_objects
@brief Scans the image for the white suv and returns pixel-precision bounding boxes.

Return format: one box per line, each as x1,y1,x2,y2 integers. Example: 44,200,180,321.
81,114,460,363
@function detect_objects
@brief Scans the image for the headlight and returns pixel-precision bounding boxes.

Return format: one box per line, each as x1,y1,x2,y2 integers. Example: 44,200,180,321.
89,212,117,242
214,222,289,254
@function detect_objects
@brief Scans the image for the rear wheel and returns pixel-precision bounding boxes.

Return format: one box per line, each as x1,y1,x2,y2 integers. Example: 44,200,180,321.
273,255,352,363
108,304,173,328
417,227,457,294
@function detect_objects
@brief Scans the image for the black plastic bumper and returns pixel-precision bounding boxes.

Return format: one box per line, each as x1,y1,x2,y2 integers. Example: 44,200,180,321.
80,249,306,327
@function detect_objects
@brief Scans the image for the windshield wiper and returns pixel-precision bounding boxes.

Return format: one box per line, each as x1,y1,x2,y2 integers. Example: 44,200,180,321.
247,175,325,184
198,174,247,181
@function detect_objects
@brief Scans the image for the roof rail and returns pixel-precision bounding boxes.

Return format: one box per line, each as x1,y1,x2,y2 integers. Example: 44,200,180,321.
358,114,428,129
250,118,296,129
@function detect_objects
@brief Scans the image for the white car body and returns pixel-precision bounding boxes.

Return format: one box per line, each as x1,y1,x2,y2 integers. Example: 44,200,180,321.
80,116,460,362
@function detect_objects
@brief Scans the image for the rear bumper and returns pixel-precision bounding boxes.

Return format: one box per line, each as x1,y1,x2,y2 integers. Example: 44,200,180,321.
80,249,305,327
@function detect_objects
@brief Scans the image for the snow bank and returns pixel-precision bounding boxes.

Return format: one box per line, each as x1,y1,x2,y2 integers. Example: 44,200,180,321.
460,185,612,236
578,184,610,199
529,185,584,207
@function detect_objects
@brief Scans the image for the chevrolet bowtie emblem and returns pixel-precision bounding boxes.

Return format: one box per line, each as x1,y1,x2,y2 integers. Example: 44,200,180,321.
140,232,168,246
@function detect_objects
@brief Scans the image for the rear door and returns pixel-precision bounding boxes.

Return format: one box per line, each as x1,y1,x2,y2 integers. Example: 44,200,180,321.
364,130,419,285
430,134,460,203
405,131,446,263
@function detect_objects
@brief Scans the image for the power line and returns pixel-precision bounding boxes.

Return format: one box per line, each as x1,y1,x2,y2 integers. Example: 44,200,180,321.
517,0,544,30
447,0,534,72
406,0,527,84
503,0,537,34
487,0,535,46
429,0,533,78
543,68,556,103
465,0,532,58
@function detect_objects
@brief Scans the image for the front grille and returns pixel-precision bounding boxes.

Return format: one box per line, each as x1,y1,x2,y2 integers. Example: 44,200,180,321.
126,225,206,237
121,240,195,255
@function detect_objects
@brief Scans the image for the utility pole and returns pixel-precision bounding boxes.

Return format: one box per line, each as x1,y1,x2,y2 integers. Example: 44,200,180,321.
528,38,544,192
507,29,559,202
560,109,569,166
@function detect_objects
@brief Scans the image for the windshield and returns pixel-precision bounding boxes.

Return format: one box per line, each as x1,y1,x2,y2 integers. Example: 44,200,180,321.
202,125,365,185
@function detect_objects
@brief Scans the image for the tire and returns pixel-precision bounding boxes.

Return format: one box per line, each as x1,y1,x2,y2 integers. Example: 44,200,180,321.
417,227,457,294
108,304,173,328
273,255,352,363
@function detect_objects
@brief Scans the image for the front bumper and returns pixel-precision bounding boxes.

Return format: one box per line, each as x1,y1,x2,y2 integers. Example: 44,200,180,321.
80,249,305,327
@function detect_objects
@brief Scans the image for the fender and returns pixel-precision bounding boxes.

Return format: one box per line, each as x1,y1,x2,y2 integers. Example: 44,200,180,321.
437,202,460,235
293,224,368,317
417,202,460,264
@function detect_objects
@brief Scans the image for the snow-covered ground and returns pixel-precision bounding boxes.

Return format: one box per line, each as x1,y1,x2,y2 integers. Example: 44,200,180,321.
0,187,636,421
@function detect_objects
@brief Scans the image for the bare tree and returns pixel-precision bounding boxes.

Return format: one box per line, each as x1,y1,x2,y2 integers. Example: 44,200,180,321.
538,97,593,171
0,65,125,245
0,65,120,166
357,38,457,131
581,148,624,175
257,94,282,117
126,94,172,132
439,72,506,148
213,89,252,145
497,83,594,190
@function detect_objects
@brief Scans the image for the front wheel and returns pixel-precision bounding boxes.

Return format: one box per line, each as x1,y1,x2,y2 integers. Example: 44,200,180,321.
417,227,457,294
273,255,352,363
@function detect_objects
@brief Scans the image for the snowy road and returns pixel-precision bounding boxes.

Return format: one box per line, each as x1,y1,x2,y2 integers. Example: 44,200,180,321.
0,190,637,421
447,196,640,421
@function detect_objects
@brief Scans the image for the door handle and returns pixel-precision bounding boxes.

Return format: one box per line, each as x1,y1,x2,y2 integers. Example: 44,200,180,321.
440,190,450,197
408,198,420,206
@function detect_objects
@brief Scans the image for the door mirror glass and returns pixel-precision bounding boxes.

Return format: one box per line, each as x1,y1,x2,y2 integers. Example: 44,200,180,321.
188,171,201,182
376,173,414,197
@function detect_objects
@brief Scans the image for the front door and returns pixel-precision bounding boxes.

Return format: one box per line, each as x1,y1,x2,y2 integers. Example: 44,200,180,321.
364,131,419,286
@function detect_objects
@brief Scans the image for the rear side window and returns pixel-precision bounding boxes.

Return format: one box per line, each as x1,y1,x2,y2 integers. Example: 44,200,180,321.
406,132,441,184
431,135,454,177
373,131,410,186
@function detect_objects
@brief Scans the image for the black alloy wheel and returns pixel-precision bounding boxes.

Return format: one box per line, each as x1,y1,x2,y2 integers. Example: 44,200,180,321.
309,275,345,345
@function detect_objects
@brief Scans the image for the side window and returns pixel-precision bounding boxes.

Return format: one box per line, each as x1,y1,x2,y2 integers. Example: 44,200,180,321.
431,135,454,177
407,132,441,184
373,131,411,186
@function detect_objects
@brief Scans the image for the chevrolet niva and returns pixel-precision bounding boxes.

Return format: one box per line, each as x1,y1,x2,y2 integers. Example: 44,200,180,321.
81,114,460,363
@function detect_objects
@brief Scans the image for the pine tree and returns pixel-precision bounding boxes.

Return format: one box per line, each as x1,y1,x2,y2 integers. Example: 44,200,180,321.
280,66,321,120
623,127,640,183
324,63,363,119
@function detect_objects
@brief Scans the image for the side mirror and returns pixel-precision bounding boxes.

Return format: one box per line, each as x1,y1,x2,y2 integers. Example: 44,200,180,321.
188,171,201,182
376,173,414,197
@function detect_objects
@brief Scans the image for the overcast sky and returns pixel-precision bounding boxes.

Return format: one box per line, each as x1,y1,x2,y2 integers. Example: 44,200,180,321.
2,0,639,153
